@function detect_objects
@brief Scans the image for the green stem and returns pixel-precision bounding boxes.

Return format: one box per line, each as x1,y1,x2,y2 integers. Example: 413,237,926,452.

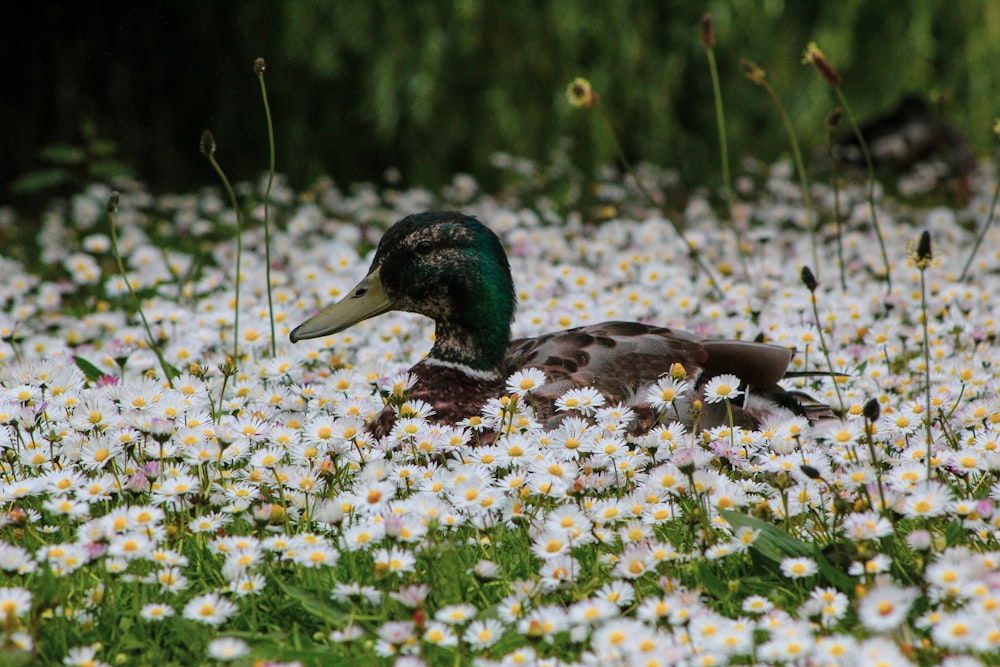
919,265,933,479
959,172,1000,282
705,47,743,226
760,79,818,271
807,291,845,417
597,107,725,299
825,126,848,291
107,196,175,388
204,152,244,362
835,88,892,292
257,61,278,357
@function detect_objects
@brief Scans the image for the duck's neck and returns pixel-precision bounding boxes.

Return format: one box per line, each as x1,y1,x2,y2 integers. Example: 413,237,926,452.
427,320,510,378
426,272,513,377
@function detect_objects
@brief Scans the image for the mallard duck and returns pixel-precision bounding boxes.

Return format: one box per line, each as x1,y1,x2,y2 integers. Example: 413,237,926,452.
291,211,828,437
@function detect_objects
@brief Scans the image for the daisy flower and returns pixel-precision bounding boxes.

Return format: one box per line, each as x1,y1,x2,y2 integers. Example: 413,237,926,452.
0,587,32,621
462,618,505,648
182,592,238,627
505,367,547,395
779,556,818,579
856,581,919,632
702,374,744,404
139,602,175,621
645,376,689,409
206,637,250,662
290,541,340,569
741,595,774,615
531,530,571,560
229,573,267,597
372,546,416,575
423,622,458,647
435,603,478,625
63,645,110,667
900,480,954,518
555,386,606,415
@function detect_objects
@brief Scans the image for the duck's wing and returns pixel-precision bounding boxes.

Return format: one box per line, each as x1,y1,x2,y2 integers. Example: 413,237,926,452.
504,321,795,429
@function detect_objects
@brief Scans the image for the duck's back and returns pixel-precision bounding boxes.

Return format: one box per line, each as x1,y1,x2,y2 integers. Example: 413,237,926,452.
505,321,799,431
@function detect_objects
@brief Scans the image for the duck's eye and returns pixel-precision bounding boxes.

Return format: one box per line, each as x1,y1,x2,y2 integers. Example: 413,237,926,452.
415,240,434,253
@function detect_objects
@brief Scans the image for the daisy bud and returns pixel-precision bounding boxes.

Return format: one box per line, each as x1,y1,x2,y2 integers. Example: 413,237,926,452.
254,57,266,76
863,397,881,422
906,529,932,551
915,230,932,267
673,448,696,475
669,362,688,381
700,13,715,48
800,266,818,292
200,130,216,157
218,356,238,377
800,464,822,480
802,41,841,88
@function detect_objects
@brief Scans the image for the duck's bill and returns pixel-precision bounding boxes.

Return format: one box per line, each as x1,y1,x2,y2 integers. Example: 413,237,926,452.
289,267,391,342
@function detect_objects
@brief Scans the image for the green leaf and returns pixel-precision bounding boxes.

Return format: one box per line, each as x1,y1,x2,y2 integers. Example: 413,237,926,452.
694,560,731,599
0,647,34,667
718,509,812,563
88,138,119,158
88,159,134,181
73,355,106,383
38,144,87,165
273,580,342,622
812,548,855,593
9,168,71,194
944,518,964,546
162,360,182,381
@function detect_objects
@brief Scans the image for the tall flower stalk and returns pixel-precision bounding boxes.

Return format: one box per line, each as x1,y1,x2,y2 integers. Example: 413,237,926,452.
824,108,848,290
105,192,176,387
742,59,819,272
800,266,844,417
803,42,892,293
566,77,724,299
200,130,244,363
959,119,1000,282
255,57,278,357
701,15,748,273
914,231,934,479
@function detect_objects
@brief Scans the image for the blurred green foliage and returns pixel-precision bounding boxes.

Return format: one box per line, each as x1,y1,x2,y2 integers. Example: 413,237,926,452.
6,1,999,198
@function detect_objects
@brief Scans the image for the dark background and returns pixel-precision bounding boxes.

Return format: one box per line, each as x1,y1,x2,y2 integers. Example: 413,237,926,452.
4,1,998,206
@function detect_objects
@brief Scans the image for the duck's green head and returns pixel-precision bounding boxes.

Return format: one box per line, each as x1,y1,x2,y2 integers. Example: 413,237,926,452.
290,211,516,373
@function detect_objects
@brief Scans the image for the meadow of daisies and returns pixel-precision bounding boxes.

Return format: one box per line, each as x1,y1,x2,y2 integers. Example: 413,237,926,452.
1,140,1000,667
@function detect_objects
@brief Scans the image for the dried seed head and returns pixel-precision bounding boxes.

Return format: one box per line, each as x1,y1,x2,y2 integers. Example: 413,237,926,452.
200,130,216,157
741,59,766,85
700,13,715,49
566,77,599,109
825,107,843,130
254,57,266,76
803,41,841,88
800,266,819,292
105,191,121,214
